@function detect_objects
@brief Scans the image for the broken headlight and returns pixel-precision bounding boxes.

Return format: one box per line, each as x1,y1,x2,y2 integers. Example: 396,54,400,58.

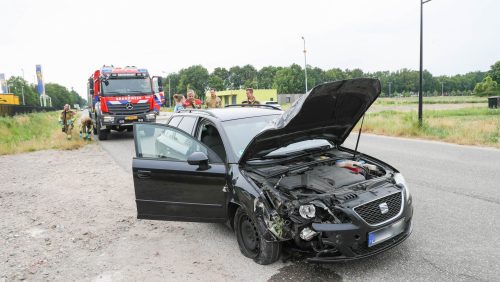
299,204,316,219
394,173,411,202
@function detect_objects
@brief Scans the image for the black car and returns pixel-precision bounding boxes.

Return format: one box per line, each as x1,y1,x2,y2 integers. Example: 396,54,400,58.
132,78,413,264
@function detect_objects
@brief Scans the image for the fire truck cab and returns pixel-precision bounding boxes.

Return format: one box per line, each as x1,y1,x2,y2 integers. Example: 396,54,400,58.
87,66,162,140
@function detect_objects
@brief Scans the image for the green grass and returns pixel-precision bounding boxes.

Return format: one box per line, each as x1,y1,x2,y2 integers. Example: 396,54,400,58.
0,111,87,155
375,96,486,105
357,108,500,148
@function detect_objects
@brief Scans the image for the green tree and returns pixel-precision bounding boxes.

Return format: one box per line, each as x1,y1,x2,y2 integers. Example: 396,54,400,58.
257,66,279,89
210,67,230,90
177,65,209,99
45,83,74,108
487,61,500,84
473,75,499,97
228,66,242,89
240,64,257,88
307,67,326,90
324,68,346,82
6,76,39,106
273,64,304,94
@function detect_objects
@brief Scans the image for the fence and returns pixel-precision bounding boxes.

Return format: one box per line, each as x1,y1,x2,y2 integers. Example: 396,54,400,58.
0,105,58,117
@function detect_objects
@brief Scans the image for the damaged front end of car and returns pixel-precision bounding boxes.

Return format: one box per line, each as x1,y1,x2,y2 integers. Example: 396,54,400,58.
237,79,413,261
245,151,413,261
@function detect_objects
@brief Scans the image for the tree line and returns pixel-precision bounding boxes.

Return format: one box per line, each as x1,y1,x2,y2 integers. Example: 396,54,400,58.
164,63,500,98
5,76,86,108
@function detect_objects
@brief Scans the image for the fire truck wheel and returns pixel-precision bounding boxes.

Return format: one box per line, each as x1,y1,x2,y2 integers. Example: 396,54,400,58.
97,122,109,140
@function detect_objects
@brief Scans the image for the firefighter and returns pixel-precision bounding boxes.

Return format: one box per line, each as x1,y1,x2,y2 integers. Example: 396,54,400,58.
59,104,76,140
242,88,260,105
205,88,222,108
183,89,202,109
79,115,93,140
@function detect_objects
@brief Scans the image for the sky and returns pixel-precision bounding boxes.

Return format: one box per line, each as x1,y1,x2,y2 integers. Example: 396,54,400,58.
1,0,499,97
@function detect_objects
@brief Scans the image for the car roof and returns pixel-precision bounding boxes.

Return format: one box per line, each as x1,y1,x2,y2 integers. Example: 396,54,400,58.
175,107,282,121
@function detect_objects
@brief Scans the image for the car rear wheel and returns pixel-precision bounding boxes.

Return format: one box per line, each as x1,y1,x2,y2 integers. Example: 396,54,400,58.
234,208,281,265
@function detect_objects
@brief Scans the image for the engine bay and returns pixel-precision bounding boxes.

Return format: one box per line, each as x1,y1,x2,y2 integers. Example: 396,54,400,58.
245,148,400,244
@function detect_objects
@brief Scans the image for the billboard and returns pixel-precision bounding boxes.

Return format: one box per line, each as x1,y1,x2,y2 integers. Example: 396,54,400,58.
0,73,7,94
36,64,44,95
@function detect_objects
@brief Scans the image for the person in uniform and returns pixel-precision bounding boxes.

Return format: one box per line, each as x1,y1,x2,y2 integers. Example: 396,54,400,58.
59,104,76,140
242,88,260,105
79,115,93,140
205,88,222,108
183,89,202,109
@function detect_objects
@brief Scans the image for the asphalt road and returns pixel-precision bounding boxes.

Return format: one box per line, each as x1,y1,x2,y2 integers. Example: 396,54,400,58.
97,111,499,281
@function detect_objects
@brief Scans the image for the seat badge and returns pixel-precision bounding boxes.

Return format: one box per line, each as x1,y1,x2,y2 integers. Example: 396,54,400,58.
379,202,389,214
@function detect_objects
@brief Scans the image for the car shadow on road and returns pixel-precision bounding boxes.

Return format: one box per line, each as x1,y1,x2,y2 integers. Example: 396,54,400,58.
206,222,411,281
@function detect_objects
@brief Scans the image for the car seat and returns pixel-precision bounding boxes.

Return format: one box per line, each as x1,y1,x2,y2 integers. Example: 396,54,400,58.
201,125,226,162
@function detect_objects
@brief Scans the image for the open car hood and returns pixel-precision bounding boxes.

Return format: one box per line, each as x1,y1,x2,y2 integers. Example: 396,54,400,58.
240,78,381,163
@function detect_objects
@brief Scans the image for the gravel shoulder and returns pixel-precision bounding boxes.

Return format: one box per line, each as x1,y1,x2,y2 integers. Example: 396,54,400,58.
0,145,285,281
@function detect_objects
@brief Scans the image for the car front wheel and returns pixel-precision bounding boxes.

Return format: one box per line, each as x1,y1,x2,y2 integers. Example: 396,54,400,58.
234,207,281,265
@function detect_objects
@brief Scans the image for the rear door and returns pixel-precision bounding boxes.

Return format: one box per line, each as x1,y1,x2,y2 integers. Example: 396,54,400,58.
132,123,227,222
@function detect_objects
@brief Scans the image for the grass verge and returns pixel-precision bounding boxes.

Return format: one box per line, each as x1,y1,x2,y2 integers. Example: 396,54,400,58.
375,96,486,105
357,108,500,148
0,111,88,155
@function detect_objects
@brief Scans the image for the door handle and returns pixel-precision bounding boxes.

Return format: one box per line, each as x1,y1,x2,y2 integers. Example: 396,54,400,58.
137,170,152,179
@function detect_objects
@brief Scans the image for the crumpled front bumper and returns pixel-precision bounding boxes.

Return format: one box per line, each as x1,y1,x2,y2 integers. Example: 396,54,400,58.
305,206,413,262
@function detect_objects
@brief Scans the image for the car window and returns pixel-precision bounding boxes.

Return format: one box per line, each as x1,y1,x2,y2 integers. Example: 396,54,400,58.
168,116,182,127
199,123,227,162
135,123,222,163
177,116,197,134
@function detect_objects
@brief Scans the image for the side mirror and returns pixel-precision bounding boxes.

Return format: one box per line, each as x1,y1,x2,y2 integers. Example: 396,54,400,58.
157,77,164,92
187,151,210,170
88,78,95,95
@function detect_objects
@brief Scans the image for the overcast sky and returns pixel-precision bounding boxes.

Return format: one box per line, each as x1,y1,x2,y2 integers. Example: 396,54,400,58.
1,0,498,97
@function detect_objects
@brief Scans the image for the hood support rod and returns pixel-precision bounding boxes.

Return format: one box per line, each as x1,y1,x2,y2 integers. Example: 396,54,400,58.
353,114,365,160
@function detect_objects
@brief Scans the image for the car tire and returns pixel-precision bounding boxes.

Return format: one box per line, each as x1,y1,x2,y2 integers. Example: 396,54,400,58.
234,207,281,265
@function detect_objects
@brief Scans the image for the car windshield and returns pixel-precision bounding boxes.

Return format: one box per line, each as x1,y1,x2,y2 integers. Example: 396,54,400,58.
222,115,280,159
102,78,153,95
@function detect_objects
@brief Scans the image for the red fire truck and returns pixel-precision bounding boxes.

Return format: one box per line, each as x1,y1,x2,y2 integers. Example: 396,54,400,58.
87,66,162,140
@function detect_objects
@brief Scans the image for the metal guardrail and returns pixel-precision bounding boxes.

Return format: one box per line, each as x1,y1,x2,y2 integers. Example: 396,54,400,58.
0,105,58,117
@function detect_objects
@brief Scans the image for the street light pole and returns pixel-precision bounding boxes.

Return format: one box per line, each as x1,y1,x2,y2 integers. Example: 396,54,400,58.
419,0,432,127
301,36,308,93
168,76,171,108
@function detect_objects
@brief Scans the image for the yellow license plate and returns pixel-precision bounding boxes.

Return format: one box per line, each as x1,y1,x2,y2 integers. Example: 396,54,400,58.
125,116,138,120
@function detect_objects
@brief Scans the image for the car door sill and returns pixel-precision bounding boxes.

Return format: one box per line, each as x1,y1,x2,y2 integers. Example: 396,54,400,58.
136,199,223,208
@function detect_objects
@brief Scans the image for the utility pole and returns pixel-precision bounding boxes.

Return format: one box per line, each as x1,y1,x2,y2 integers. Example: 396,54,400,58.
301,36,308,93
419,0,432,127
162,71,171,108
21,69,25,105
441,81,444,96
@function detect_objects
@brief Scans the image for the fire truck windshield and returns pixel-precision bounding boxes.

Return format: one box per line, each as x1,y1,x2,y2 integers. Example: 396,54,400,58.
101,78,153,95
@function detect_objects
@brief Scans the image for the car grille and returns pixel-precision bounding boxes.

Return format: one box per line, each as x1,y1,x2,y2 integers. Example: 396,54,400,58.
354,192,402,225
107,103,150,115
